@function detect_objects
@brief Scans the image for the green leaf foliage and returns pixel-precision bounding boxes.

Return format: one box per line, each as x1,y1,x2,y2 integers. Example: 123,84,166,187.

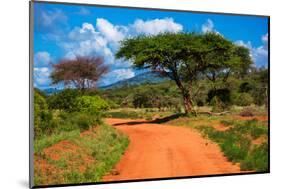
74,95,110,114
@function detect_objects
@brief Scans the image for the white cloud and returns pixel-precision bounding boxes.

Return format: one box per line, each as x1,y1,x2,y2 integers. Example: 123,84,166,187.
41,9,67,27
111,68,135,80
262,33,268,44
80,23,96,33
100,68,135,86
96,18,126,44
201,19,221,35
34,51,52,67
48,18,183,87
131,18,183,35
235,33,268,67
77,7,90,15
34,67,51,87
202,19,215,33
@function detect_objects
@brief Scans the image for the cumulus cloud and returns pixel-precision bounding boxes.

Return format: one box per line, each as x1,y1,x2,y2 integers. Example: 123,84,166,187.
235,33,268,67
38,17,183,88
131,18,183,35
96,18,126,44
60,17,183,67
34,51,52,67
34,67,51,87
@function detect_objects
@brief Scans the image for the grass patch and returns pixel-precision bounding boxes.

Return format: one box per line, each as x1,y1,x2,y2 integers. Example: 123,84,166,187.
34,123,129,186
34,130,80,155
106,108,174,120
198,119,268,171
70,124,129,182
241,142,268,172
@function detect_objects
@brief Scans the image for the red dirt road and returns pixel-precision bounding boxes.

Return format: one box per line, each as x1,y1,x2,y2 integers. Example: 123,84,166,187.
103,118,241,181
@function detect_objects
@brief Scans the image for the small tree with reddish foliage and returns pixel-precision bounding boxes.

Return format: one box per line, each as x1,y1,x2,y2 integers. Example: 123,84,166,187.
51,56,109,90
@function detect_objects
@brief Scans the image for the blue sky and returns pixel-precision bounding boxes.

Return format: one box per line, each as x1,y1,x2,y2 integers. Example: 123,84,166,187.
33,2,269,89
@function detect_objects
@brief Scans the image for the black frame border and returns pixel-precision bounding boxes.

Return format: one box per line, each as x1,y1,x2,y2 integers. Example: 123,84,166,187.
29,0,270,188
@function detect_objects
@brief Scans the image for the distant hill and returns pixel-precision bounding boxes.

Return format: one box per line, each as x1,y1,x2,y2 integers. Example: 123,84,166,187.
42,88,62,95
40,72,169,94
100,71,169,89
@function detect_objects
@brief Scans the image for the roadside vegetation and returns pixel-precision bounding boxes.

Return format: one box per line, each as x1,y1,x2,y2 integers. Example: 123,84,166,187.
33,56,129,186
199,119,268,172
34,32,268,185
162,114,268,172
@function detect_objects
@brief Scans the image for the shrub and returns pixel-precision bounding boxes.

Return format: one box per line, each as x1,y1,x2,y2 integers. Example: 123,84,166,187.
210,96,225,112
198,119,268,171
231,92,254,106
47,89,82,112
239,82,254,93
207,88,231,105
241,143,268,172
34,91,57,137
69,112,101,131
107,100,120,109
208,89,231,112
56,112,102,132
74,96,109,114
240,107,255,117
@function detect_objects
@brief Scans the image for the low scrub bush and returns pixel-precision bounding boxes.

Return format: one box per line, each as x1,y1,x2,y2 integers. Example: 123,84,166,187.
231,92,254,106
47,89,82,112
198,119,268,171
34,91,58,137
53,111,102,132
241,142,268,172
106,111,140,119
74,95,109,114
239,106,255,117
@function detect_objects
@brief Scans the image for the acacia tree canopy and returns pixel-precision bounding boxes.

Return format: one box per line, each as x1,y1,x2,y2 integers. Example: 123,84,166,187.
51,56,109,90
116,32,252,114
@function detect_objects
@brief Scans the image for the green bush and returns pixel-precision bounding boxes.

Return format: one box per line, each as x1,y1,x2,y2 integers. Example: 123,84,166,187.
68,112,101,131
47,89,82,112
74,96,109,114
55,111,102,132
231,92,254,106
34,91,57,137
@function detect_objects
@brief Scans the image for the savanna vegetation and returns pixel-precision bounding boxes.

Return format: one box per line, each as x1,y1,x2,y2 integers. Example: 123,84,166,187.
34,57,129,185
34,32,268,185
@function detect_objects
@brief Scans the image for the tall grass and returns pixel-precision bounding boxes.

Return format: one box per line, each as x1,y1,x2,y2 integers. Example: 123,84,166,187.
198,119,268,172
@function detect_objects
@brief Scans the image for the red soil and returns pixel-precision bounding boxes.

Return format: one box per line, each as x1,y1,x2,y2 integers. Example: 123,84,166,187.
103,118,242,181
35,138,96,184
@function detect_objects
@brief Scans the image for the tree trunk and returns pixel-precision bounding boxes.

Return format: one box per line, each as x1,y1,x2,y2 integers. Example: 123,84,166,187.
172,74,193,114
182,92,193,114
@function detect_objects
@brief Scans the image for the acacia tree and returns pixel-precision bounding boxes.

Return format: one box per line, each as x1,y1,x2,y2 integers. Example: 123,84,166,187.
202,41,252,89
116,32,251,114
51,56,109,91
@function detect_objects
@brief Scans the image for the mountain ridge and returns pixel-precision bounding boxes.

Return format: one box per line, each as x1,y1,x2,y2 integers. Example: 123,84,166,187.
100,71,169,89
